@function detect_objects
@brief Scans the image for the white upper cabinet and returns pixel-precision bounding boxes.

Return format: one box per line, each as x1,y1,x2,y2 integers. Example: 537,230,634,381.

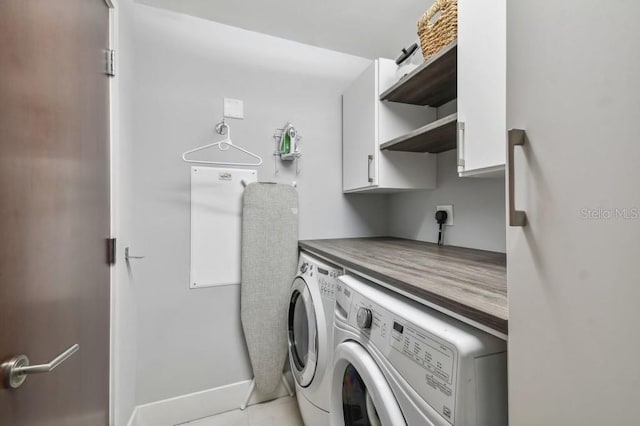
343,61,378,191
457,0,506,177
343,59,437,193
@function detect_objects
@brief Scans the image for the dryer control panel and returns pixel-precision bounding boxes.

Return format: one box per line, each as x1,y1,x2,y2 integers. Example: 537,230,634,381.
388,319,456,400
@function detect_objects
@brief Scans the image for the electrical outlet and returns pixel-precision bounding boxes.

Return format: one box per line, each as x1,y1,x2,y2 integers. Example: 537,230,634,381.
436,205,454,226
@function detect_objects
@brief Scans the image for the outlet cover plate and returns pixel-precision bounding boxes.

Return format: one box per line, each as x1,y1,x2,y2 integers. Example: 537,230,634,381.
436,205,454,226
223,98,244,119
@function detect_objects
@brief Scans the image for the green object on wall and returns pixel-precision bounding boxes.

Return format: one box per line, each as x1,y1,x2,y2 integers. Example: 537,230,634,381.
280,130,291,155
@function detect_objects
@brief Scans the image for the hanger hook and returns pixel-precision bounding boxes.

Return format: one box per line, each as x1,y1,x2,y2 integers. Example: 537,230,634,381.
215,121,231,151
215,121,229,136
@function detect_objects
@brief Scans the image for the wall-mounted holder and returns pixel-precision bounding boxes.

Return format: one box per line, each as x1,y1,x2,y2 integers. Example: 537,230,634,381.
272,123,302,176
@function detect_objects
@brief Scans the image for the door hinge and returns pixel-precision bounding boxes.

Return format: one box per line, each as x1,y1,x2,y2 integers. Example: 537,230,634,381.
107,238,116,265
105,49,116,77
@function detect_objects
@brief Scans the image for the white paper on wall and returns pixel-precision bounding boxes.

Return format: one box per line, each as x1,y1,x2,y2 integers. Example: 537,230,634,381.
190,166,257,289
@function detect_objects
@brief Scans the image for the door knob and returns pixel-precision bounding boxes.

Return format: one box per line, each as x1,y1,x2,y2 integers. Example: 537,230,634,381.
1,344,79,389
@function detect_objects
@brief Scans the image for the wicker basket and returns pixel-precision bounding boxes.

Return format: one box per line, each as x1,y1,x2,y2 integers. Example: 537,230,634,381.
417,0,458,60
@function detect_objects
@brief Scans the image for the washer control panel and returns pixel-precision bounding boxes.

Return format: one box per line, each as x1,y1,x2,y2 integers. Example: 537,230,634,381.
298,254,341,300
317,267,339,299
341,285,459,424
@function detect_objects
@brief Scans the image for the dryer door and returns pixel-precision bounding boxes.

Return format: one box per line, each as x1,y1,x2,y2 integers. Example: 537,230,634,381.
288,277,318,387
331,341,406,426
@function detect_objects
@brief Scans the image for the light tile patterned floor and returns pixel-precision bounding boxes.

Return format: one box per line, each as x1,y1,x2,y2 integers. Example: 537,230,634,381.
179,396,304,426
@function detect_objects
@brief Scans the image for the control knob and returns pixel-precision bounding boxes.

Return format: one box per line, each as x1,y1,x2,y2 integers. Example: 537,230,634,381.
300,262,309,273
356,307,373,330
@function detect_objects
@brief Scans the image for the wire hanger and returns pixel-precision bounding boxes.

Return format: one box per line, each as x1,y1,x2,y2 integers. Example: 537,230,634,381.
182,121,263,166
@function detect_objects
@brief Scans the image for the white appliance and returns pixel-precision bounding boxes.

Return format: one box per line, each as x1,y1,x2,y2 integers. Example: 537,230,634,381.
331,275,507,426
287,252,342,426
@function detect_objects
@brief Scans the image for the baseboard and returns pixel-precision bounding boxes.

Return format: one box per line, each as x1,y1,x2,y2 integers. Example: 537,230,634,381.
133,373,294,426
126,407,138,426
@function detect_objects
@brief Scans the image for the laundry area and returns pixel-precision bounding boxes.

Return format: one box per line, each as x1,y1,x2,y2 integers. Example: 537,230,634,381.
110,1,509,424
1,1,639,426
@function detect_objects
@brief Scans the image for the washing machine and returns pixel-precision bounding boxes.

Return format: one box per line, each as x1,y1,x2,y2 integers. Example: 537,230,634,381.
331,275,508,426
287,252,342,426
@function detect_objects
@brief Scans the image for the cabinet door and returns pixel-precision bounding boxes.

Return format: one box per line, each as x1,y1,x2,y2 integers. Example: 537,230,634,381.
343,62,377,191
457,0,506,176
507,1,640,424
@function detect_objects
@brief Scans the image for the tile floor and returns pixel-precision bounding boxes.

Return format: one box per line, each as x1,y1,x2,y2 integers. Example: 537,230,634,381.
179,396,304,426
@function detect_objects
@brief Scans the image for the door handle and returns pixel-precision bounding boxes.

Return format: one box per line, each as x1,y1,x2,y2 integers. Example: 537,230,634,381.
457,121,465,173
367,155,374,183
1,344,79,389
125,247,145,260
508,129,527,227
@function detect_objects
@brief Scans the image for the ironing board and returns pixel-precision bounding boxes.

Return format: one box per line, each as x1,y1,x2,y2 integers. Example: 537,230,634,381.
240,182,298,406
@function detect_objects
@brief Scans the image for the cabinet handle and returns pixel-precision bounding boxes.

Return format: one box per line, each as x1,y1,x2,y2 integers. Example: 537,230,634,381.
367,155,374,183
457,121,465,173
508,129,527,227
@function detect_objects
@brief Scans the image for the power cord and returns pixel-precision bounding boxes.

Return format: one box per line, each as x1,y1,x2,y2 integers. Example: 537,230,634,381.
435,210,448,246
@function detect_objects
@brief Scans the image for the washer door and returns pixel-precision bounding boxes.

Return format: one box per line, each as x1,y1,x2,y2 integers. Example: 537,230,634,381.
288,277,318,387
331,341,406,426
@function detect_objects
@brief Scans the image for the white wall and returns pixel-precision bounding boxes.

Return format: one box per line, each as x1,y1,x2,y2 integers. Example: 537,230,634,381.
125,3,388,406
389,150,506,253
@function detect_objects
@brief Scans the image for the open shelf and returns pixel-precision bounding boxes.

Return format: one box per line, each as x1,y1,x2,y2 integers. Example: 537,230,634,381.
380,40,457,107
380,113,457,153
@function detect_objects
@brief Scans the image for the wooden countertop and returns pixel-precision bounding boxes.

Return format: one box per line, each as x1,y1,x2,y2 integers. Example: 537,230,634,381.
299,238,507,335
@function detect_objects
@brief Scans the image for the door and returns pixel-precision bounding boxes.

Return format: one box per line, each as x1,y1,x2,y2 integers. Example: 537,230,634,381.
0,1,112,425
457,0,506,176
507,1,640,425
343,61,378,192
288,278,319,387
331,342,406,426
